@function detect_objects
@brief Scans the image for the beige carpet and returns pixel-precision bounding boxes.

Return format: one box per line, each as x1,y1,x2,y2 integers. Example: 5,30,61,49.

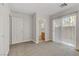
9,41,79,56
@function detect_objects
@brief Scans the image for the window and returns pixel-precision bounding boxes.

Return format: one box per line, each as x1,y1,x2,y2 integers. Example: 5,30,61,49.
62,14,76,26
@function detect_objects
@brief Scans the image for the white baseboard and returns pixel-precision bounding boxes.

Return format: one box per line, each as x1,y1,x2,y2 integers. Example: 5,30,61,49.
32,40,36,43
45,39,53,41
12,39,32,45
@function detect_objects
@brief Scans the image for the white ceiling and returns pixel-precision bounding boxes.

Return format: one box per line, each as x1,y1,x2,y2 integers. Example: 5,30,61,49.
9,3,79,16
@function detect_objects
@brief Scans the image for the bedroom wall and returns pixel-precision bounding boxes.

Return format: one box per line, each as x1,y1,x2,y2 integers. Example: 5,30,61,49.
32,13,36,43
0,4,10,55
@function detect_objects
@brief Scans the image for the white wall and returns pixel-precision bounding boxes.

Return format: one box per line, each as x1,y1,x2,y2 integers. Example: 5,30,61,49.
45,16,50,41
32,13,36,43
0,4,10,55
11,11,33,44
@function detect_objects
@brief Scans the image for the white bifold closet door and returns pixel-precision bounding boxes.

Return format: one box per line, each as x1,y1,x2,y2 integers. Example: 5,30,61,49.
12,17,23,44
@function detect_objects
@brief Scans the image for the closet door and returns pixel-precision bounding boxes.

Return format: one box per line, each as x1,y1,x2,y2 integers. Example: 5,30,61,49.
23,16,32,42
12,17,23,44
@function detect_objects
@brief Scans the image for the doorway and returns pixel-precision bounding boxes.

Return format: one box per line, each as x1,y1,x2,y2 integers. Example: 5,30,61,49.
39,19,45,42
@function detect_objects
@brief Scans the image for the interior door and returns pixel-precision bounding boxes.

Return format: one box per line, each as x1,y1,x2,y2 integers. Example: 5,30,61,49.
12,17,23,44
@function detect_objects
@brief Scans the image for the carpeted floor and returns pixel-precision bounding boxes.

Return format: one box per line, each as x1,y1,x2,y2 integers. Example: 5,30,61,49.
9,41,79,56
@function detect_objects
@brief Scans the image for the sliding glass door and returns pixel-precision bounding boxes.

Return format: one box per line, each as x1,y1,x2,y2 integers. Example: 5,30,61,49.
53,13,76,48
62,14,76,47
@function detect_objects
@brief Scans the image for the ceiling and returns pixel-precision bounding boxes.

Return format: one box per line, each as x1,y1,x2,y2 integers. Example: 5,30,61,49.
9,3,79,16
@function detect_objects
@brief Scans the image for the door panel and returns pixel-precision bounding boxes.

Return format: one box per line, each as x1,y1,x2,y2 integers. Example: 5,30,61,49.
12,17,23,44
23,17,32,41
